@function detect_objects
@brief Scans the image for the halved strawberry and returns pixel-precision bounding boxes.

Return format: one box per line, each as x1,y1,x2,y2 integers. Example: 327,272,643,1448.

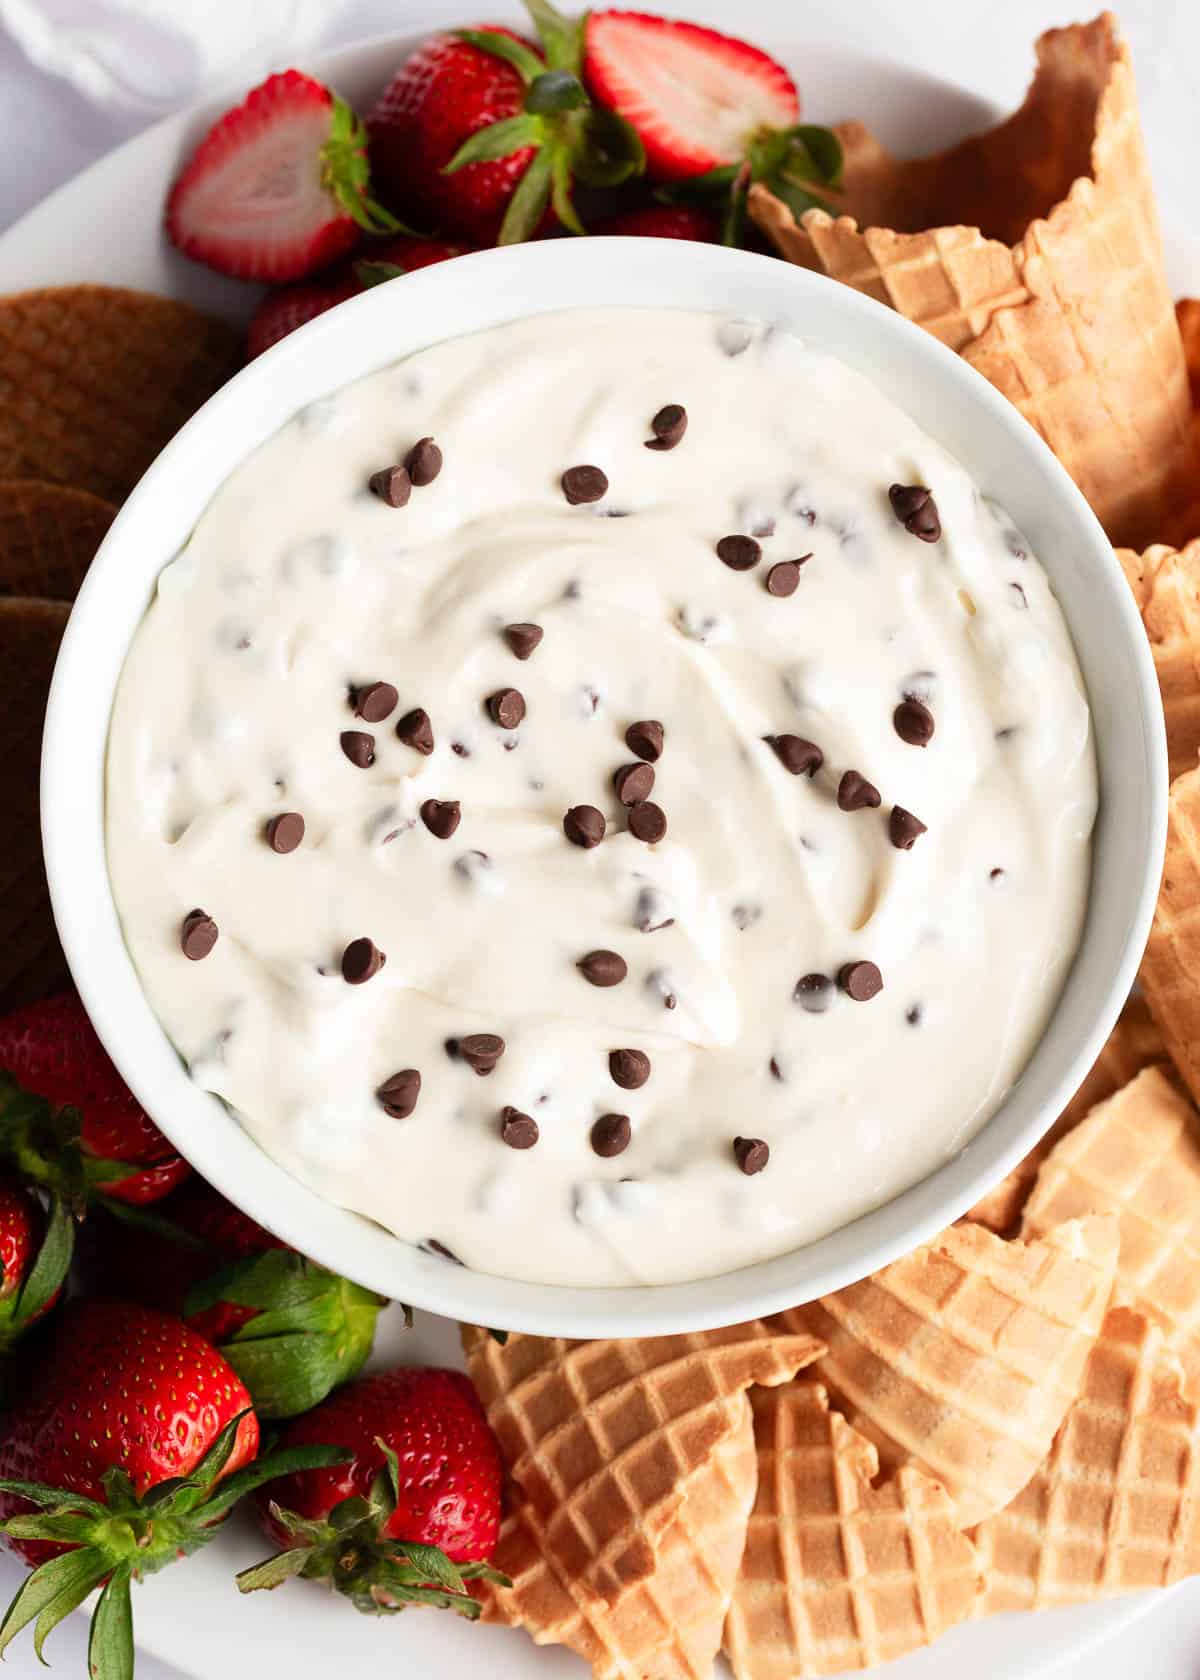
167,70,404,283
246,237,471,358
584,11,842,243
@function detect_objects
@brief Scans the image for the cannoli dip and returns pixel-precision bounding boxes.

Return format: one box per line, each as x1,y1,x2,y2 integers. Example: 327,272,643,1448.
105,306,1096,1286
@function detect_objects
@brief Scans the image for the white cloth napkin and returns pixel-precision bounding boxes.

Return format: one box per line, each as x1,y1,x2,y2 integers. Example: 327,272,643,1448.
0,0,332,114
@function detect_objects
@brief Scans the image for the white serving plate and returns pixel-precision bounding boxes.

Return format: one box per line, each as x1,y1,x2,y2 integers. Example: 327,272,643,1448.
0,14,1193,1679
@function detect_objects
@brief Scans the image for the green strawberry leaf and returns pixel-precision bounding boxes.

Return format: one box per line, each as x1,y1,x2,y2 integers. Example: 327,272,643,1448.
0,1546,109,1660
88,1565,134,1680
197,1443,352,1526
570,106,644,187
1,1513,98,1545
550,147,585,234
0,1477,106,1516
654,164,739,206
455,28,545,84
354,261,407,288
443,113,544,175
524,0,585,74
393,1540,466,1593
322,95,412,236
10,1193,72,1330
790,123,844,186
498,146,555,244
235,1546,315,1593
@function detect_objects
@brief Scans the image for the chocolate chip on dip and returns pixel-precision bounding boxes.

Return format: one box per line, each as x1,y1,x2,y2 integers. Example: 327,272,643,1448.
180,909,218,961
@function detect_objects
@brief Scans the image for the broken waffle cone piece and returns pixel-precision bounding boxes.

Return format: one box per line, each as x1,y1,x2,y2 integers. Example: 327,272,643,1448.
1022,1066,1200,1396
1117,539,1200,780
973,1304,1200,1608
1139,767,1200,1110
0,479,115,602
0,596,71,1012
749,15,1196,550
480,1393,757,1680
462,1321,824,1607
0,286,241,505
724,1380,981,1679
774,1216,1119,1527
967,991,1165,1234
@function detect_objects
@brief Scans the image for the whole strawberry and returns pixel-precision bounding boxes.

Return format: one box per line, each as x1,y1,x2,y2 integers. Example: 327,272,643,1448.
247,236,471,358
80,1178,386,1420
0,1299,346,1674
0,1176,71,1352
239,1367,505,1615
592,203,720,240
167,69,404,282
0,991,188,1206
368,1,643,245
584,10,842,242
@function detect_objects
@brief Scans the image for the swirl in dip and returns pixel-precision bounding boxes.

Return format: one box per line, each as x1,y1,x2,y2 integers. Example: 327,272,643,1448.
105,307,1096,1286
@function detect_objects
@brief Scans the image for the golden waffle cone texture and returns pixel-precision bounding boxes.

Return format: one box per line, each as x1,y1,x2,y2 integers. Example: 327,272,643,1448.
1140,769,1200,1114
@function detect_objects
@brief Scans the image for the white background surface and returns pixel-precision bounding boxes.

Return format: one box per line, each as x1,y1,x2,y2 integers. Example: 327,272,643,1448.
1,1,1199,1676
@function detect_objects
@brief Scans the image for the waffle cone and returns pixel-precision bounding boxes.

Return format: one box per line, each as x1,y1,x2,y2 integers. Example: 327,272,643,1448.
724,1380,981,1678
462,1322,823,1606
480,1394,756,1679
749,15,1195,550
0,597,71,1012
1116,539,1200,780
773,1216,1119,1527
967,992,1165,1234
1139,766,1200,1109
1022,1066,1200,1396
972,1304,1200,1608
0,479,115,602
0,286,241,505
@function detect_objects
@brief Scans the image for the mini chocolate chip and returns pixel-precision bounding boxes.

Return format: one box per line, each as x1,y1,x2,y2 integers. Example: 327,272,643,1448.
765,734,823,777
561,464,608,504
340,730,376,768
503,622,543,660
894,697,935,746
609,1048,650,1089
1010,581,1028,607
451,741,471,758
645,403,687,451
377,1069,420,1118
500,1106,539,1149
486,688,526,729
766,559,806,597
342,937,386,984
625,719,664,763
716,534,761,571
989,866,1006,882
889,806,927,850
906,1004,923,1026
405,436,442,486
578,949,627,987
613,762,655,805
180,909,218,961
368,465,412,507
351,682,398,722
396,707,434,754
627,801,667,843
459,1033,505,1075
591,1113,632,1158
734,1136,770,1174
265,812,305,854
564,805,606,848
837,771,881,811
838,960,883,1002
420,799,461,839
421,1239,463,1264
769,1056,784,1082
888,482,941,541
794,972,833,1012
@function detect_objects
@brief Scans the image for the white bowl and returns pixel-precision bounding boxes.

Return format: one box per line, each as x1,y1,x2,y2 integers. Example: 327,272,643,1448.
42,238,1166,1336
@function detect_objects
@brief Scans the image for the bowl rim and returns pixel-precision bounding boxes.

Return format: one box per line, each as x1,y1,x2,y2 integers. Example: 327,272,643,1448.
42,237,1167,1336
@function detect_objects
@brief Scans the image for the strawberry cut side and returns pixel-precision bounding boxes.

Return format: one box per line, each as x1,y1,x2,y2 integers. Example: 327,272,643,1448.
584,9,799,181
167,70,404,283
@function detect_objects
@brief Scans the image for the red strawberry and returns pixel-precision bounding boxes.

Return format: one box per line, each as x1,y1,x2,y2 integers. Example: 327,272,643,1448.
80,1178,385,1420
593,203,720,240
239,1367,505,1615
0,991,189,1206
0,1300,344,1673
246,236,470,358
368,4,643,246
167,69,404,283
584,11,842,243
0,1177,71,1350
